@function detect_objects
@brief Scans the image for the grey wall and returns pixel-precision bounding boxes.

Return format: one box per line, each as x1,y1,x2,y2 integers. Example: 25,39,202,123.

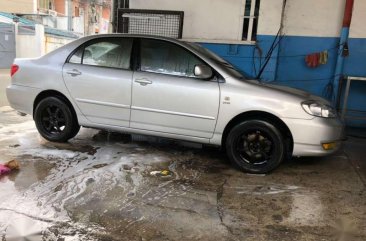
0,24,15,69
0,69,10,106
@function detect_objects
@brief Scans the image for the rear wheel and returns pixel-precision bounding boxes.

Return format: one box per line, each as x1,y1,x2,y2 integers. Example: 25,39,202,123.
34,97,80,142
225,120,284,174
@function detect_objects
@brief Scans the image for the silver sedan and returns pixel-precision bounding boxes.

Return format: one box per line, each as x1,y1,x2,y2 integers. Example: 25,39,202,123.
6,34,344,173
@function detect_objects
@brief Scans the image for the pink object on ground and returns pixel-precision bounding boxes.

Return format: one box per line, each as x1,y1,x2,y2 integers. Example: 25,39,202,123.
0,164,11,175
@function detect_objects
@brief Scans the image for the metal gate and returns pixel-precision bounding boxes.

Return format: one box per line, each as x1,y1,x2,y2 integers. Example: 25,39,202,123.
0,24,15,69
117,9,184,39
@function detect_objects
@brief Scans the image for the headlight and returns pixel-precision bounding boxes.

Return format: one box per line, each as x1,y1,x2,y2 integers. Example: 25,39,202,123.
301,100,337,118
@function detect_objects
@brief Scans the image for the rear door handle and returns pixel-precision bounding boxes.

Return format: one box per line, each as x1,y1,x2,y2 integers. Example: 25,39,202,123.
135,78,152,86
66,69,82,77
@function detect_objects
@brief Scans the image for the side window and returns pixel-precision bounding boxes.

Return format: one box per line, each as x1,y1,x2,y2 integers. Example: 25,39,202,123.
68,38,133,69
140,39,205,78
69,48,83,64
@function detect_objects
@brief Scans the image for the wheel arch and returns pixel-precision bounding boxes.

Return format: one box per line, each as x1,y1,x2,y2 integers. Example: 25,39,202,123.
222,111,293,156
33,90,78,124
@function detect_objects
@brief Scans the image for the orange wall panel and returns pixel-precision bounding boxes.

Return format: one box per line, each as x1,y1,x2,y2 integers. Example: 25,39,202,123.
102,7,110,20
54,0,65,15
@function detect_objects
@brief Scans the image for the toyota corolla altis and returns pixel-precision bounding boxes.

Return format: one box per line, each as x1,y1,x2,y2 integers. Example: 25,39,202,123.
6,34,344,173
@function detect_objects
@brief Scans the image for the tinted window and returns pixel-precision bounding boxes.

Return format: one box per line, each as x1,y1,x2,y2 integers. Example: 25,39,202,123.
69,38,133,69
187,42,249,79
69,48,83,64
140,39,204,77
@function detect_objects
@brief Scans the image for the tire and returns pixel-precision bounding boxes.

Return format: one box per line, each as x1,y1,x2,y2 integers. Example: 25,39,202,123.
34,96,80,142
225,120,285,174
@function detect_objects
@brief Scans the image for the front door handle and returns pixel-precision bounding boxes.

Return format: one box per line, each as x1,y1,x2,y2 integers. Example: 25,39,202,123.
66,69,82,77
135,78,152,86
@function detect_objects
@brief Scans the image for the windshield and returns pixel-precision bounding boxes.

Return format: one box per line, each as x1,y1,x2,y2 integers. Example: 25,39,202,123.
185,42,250,79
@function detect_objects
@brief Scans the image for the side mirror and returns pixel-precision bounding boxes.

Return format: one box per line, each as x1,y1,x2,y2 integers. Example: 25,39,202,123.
194,64,213,79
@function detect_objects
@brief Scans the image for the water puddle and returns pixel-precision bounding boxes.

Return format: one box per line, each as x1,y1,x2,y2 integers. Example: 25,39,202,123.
228,184,300,195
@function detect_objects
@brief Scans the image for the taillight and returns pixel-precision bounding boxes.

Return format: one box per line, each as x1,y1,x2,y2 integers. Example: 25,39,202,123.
10,64,19,77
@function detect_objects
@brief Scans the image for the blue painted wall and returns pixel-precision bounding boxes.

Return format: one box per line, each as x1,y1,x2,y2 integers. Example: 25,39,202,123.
201,35,279,81
275,36,339,97
201,35,366,127
342,38,366,126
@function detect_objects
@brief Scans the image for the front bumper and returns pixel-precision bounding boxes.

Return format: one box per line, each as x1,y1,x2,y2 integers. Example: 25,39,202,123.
6,84,42,115
283,116,344,156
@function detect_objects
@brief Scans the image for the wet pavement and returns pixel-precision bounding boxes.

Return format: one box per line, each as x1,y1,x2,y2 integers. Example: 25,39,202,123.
0,106,365,241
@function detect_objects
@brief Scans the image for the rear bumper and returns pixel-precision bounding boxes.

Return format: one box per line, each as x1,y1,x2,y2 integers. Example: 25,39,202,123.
283,117,344,156
6,84,42,115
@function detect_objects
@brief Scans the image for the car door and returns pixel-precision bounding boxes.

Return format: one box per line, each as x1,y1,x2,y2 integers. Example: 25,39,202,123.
63,37,133,127
130,38,220,138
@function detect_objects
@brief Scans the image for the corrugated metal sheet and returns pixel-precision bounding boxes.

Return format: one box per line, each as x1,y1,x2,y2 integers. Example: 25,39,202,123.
0,12,79,39
0,23,15,69
44,27,79,39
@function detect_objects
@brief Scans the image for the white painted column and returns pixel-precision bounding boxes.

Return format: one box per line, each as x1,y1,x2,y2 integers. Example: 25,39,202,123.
66,0,73,31
33,0,38,13
35,24,45,56
14,22,19,58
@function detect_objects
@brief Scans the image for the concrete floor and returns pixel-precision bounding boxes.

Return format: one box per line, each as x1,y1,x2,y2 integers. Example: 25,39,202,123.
0,107,365,241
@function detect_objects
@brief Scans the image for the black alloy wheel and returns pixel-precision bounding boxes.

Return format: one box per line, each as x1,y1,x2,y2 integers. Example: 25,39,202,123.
34,97,80,142
226,120,284,174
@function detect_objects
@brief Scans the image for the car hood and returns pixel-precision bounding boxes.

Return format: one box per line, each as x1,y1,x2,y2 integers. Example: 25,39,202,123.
247,80,330,104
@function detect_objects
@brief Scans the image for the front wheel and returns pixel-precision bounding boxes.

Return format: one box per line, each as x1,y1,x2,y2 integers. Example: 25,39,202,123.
34,97,80,142
226,120,285,174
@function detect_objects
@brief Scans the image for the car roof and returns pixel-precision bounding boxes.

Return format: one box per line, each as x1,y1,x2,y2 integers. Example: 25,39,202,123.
37,33,236,81
81,33,184,44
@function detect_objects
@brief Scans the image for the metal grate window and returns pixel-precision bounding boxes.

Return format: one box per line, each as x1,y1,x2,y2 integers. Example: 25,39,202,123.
117,9,184,39
38,0,54,10
242,0,261,41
